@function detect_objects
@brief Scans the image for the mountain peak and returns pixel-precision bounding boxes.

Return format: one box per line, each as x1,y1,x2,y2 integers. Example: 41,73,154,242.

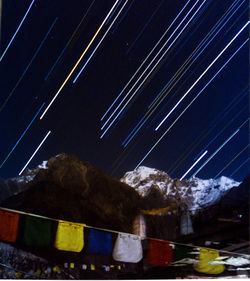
121,166,241,214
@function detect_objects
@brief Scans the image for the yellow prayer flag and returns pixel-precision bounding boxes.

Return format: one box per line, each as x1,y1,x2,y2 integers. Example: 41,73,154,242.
34,269,41,276
53,266,60,272
14,272,22,277
54,220,85,252
194,248,225,274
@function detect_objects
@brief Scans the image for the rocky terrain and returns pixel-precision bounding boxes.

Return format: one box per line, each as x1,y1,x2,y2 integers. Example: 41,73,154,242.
121,166,241,214
1,156,246,226
1,154,143,233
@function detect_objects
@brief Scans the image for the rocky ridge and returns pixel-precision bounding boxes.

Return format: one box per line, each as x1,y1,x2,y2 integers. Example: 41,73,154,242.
121,166,241,214
1,157,243,219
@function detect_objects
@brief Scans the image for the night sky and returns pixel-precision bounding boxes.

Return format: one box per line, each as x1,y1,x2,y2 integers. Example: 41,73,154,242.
0,0,249,182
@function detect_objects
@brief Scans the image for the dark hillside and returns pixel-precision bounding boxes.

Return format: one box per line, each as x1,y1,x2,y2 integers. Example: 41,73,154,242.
218,174,249,221
0,176,11,203
2,154,143,233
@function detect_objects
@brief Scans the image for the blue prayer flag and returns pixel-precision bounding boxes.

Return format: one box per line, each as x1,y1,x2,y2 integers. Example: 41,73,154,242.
87,229,112,256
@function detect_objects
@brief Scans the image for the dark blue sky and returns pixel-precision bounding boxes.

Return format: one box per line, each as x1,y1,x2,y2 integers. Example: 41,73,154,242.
0,0,249,182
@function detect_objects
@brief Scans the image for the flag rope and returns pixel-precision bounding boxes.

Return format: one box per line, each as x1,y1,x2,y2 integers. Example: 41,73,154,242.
0,206,248,258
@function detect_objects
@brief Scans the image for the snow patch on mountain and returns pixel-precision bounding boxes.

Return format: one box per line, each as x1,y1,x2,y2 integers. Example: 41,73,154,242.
10,160,48,185
15,171,35,184
121,166,241,213
121,166,174,196
188,176,240,211
3,161,49,200
38,160,48,169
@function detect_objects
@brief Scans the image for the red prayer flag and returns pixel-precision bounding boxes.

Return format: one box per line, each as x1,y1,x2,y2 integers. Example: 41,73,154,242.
147,238,174,267
0,209,19,242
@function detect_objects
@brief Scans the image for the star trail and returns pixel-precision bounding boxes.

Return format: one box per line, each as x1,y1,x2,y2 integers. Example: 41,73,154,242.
18,130,51,175
0,0,249,182
100,0,206,138
0,0,35,62
0,17,57,113
40,0,121,120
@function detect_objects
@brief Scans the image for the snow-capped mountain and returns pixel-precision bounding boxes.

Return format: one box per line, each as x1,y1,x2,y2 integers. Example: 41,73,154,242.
2,158,241,215
121,166,241,213
8,160,48,185
1,160,48,202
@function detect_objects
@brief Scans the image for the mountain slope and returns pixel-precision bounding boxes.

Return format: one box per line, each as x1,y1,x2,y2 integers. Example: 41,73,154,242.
121,166,241,214
2,154,142,233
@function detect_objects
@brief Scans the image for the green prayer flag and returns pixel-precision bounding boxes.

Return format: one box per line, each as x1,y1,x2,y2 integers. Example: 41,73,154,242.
23,216,52,247
174,244,194,261
173,244,196,268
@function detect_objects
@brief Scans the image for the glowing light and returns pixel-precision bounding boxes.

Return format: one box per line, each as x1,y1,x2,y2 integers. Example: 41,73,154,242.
73,0,129,83
0,103,45,168
40,0,120,120
100,0,205,138
19,130,51,175
0,0,35,62
180,150,208,180
190,128,241,178
155,21,250,131
100,0,192,122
